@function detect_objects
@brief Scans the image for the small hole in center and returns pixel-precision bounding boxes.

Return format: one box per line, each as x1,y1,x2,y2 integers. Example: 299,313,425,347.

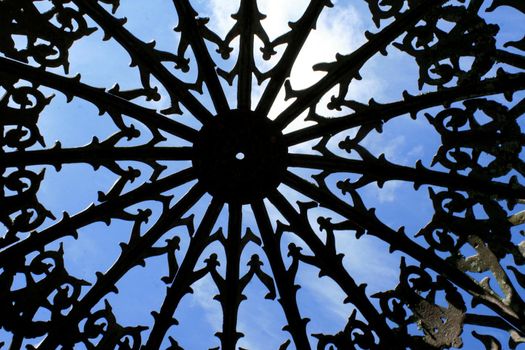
235,152,245,160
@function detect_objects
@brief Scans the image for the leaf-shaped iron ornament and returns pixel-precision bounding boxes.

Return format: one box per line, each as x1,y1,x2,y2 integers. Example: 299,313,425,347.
0,0,524,349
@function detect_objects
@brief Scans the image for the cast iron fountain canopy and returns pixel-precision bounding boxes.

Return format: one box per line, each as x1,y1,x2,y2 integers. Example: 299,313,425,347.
1,0,525,349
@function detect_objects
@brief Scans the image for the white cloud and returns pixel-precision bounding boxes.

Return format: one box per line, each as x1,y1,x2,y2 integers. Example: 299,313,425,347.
336,234,400,296
364,135,406,161
200,1,238,36
376,181,402,203
191,277,223,329
300,272,354,321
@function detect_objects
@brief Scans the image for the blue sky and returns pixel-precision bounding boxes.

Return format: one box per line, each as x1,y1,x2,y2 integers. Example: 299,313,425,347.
1,0,524,349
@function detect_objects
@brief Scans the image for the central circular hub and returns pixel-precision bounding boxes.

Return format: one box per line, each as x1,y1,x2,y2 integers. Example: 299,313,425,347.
193,110,287,204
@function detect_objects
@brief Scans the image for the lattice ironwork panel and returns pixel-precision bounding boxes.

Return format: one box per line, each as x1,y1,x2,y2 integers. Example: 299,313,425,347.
1,0,525,349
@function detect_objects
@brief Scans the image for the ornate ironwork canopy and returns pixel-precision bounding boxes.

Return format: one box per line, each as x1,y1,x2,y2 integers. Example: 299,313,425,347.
1,0,525,349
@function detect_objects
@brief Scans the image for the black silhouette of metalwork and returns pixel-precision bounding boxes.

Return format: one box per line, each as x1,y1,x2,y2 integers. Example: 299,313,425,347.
1,0,525,349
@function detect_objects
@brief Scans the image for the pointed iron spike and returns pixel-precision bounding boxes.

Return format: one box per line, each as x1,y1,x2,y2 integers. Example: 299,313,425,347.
388,244,398,253
102,214,111,226
418,77,424,90
283,80,294,101
108,83,120,94
70,230,79,241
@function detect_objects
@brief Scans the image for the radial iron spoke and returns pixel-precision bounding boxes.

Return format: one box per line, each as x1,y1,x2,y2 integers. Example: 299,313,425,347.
171,0,229,114
0,168,196,265
219,203,243,350
145,198,223,349
273,0,447,129
36,184,206,350
72,0,213,123
495,49,525,70
235,0,257,110
0,57,198,142
511,97,525,117
268,190,401,348
288,153,525,199
284,72,525,145
1,146,193,168
464,313,520,332
282,171,525,333
255,0,332,116
252,200,311,350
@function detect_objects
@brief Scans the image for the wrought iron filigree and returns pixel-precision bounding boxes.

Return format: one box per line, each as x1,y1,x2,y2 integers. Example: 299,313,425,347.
1,0,524,349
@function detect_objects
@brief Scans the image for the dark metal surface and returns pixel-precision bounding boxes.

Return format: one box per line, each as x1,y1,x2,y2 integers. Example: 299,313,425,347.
1,0,524,349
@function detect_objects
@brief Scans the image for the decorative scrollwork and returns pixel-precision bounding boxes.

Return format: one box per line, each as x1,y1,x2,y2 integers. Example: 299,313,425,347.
1,0,524,349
